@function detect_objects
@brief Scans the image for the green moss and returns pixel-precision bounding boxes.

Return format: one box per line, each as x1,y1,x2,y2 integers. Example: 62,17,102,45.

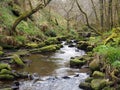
0,46,3,51
40,45,57,52
0,51,4,55
38,42,46,48
92,71,105,78
0,69,11,74
44,37,59,45
0,74,14,80
70,58,86,68
0,63,11,70
91,79,109,90
12,54,25,66
26,42,39,48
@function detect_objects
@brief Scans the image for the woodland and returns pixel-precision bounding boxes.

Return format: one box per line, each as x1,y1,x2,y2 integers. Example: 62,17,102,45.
0,0,120,90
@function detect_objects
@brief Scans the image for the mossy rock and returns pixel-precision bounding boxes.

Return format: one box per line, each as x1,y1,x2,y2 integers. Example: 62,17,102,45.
79,82,92,90
0,63,11,70
12,54,25,66
44,38,59,45
70,58,86,68
0,69,12,74
89,59,100,71
38,42,46,48
0,51,4,55
92,71,105,78
0,74,14,80
102,86,114,90
26,42,39,48
85,77,93,83
0,46,3,51
91,79,110,90
40,45,58,53
77,41,90,51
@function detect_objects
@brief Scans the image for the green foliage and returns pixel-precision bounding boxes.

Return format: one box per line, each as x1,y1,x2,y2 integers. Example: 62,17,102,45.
94,45,120,68
15,36,26,44
44,30,56,37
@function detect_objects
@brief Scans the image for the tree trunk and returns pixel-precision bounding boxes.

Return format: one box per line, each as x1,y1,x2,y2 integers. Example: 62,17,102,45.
90,0,99,23
99,0,104,31
12,0,52,35
108,0,113,30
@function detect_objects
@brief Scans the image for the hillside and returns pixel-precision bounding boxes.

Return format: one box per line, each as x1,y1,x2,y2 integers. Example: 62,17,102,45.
0,0,70,49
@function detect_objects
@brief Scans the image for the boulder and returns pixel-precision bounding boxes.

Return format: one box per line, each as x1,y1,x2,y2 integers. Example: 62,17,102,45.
70,58,86,68
91,79,110,90
85,77,93,83
89,59,100,71
92,71,105,78
0,74,14,80
0,69,12,74
79,82,92,90
12,54,25,66
0,63,11,70
39,45,58,52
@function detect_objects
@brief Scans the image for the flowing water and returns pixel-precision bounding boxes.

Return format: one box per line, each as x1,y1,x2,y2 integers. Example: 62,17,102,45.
17,41,89,90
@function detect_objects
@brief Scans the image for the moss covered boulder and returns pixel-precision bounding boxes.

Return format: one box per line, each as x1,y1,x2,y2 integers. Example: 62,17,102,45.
40,45,58,53
0,74,14,80
89,59,100,71
92,71,105,78
79,82,92,90
91,79,110,90
70,58,86,68
0,63,11,70
12,54,25,66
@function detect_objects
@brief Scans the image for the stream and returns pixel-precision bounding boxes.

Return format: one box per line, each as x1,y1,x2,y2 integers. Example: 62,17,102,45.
4,41,89,90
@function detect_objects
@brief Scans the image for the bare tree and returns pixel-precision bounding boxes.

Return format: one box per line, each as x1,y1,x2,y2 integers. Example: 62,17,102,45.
75,0,101,35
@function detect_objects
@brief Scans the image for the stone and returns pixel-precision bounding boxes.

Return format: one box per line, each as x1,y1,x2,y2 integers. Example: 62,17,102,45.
79,82,92,90
0,74,14,80
0,69,12,74
12,54,25,66
0,63,11,70
92,71,105,78
85,77,93,83
39,45,58,52
89,59,100,71
91,79,109,90
70,58,86,68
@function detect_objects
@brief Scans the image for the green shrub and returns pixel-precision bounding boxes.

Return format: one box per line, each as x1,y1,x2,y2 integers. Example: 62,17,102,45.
44,30,56,37
94,45,120,67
